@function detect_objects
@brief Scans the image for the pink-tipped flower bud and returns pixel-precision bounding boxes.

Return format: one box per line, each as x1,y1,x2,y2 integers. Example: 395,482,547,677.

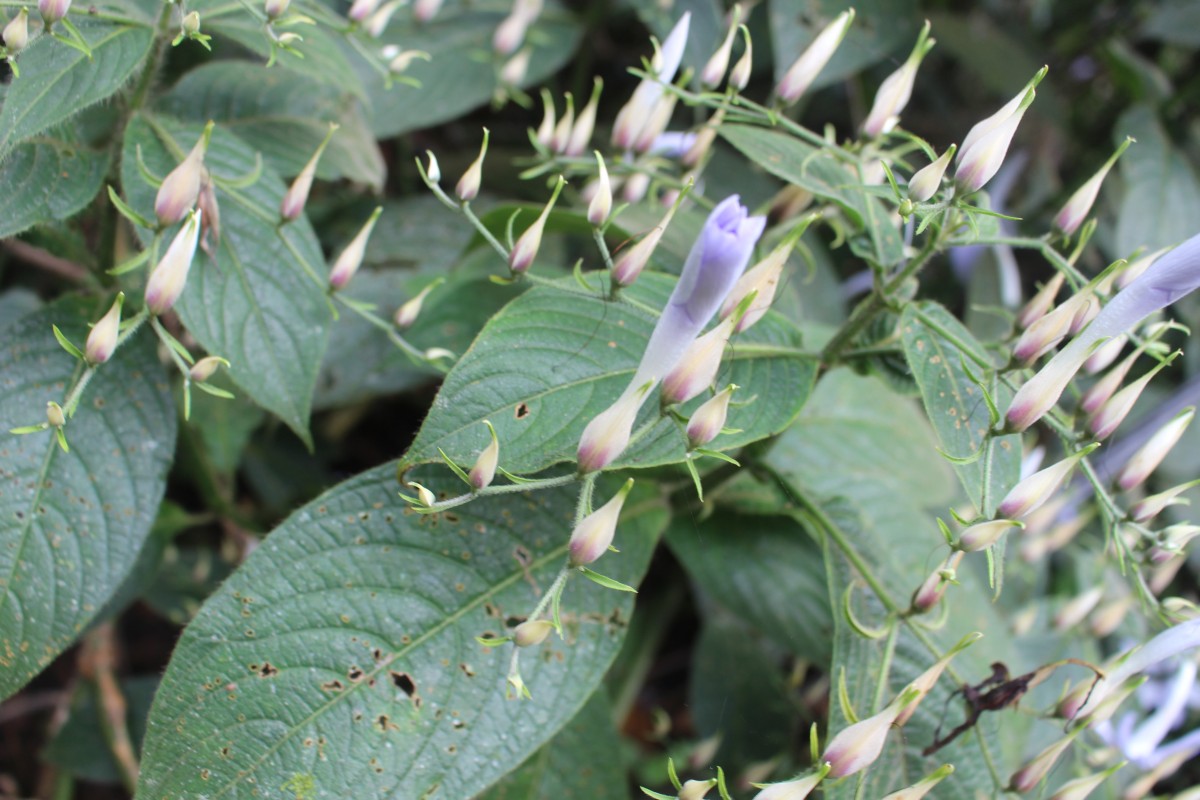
1134,484,1200,526
568,478,633,566
682,124,720,168
1017,272,1065,329
679,779,718,800
587,153,612,227
468,421,499,490
750,765,830,800
728,26,753,91
622,171,650,203
407,481,436,508
328,207,382,291
37,0,70,28
1005,344,1095,432
509,176,564,274
955,68,1045,193
1012,287,1093,364
862,21,934,138
85,293,124,365
822,688,919,778
577,382,653,473
155,122,213,226
493,4,535,55
1149,523,1200,563
1053,587,1103,630
660,316,736,406
1087,357,1171,440
346,0,379,23
280,123,338,222
4,8,30,53
421,151,440,184
565,79,601,157
144,209,203,315
513,619,554,647
189,355,227,383
1009,733,1078,793
775,9,854,104
1080,346,1141,415
456,129,488,201
387,48,431,74
700,4,741,88
550,92,574,155
1116,407,1194,491
1083,332,1125,374
364,0,402,36
686,384,737,449
394,281,437,330
535,90,556,149
997,444,1099,519
879,764,954,800
1054,137,1133,237
46,401,65,428
907,145,955,203
413,0,442,22
957,518,1023,552
719,237,795,332
911,550,963,614
632,92,679,155
612,197,679,287
499,47,531,86
264,0,289,20
895,632,980,726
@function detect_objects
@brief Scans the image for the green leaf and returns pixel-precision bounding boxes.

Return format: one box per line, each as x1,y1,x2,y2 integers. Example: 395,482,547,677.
900,301,1020,515
399,272,817,476
720,125,904,267
121,114,332,447
0,21,153,158
1114,104,1200,255
159,61,385,190
135,469,666,799
478,689,627,800
357,1,582,137
667,510,832,663
768,0,918,92
0,295,176,701
0,128,109,238
43,675,159,784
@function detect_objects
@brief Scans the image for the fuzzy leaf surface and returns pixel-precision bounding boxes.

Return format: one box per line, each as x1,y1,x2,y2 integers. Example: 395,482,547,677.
0,129,109,238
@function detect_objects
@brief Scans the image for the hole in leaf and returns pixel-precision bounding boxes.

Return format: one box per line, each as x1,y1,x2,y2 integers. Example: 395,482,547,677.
515,402,530,420
258,662,278,678
390,671,416,697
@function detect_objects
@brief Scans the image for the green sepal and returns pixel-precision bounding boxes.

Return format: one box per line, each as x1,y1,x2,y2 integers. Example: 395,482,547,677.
666,758,682,791
437,447,474,487
108,185,156,229
9,423,50,434
693,447,740,466
474,635,512,647
193,383,235,399
640,788,675,800
576,567,637,593
52,325,85,360
684,456,705,502
54,427,70,453
108,247,153,276
217,151,263,189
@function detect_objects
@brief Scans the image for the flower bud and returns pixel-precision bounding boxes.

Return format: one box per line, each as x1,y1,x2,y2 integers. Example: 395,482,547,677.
1089,595,1132,636
500,48,531,86
346,0,379,23
632,92,679,155
1053,587,1103,630
1069,291,1101,335
145,209,203,315
493,0,539,56
535,90,556,149
1116,246,1169,291
880,764,954,800
611,13,690,150
565,78,601,157
700,4,740,88
422,150,440,184
550,92,574,155
1054,137,1133,237
682,125,720,168
1080,346,1140,415
456,129,489,201
408,481,435,507
750,764,829,800
468,421,499,490
189,355,227,383
85,293,124,365
1115,407,1194,491
37,0,70,28
587,153,612,227
3,9,30,54
182,11,200,35
1047,764,1124,800
568,478,633,566
728,26,752,90
996,444,1099,519
957,518,1023,551
155,122,213,225
513,619,554,647
264,0,288,20
720,238,795,332
1004,344,1094,431
1083,332,1125,374
862,21,933,138
46,401,65,428
1009,733,1077,793
775,9,854,104
1149,523,1200,562
509,176,564,274
955,71,1042,193
577,383,653,473
895,632,979,726
622,171,650,203
413,0,441,22
1017,272,1065,329
388,49,431,74
907,145,955,203
364,0,402,37
911,550,963,613
1012,288,1093,364
280,123,338,222
679,778,717,800
612,196,679,287
822,688,918,778
661,316,736,406
1135,478,1200,524
394,281,437,330
1087,358,1169,440
686,384,737,449
328,207,382,291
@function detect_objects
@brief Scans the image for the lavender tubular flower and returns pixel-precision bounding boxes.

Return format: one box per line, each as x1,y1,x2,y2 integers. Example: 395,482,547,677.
1075,619,1200,719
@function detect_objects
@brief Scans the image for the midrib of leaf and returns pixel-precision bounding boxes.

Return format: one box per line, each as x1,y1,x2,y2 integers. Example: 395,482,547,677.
0,26,146,156
167,495,660,799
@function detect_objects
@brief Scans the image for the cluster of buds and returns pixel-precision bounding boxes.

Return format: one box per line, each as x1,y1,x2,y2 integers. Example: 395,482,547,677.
699,5,745,90
612,13,690,153
535,79,602,157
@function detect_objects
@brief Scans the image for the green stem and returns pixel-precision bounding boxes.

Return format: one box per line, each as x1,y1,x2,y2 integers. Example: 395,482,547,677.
126,3,174,114
417,472,579,513
332,294,441,369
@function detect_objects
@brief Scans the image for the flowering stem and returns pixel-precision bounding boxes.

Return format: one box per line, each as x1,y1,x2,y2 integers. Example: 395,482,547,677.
415,472,578,513
459,202,512,263
61,310,150,418
592,229,615,273
574,474,597,527
331,294,444,369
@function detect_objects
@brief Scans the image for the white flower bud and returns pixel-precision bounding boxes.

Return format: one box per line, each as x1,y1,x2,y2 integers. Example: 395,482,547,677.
264,0,289,20
719,239,792,332
3,9,29,53
700,5,740,88
182,11,200,34
394,281,437,330
456,129,489,201
1116,407,1194,491
568,478,633,566
911,550,963,613
728,26,752,90
328,207,382,291
879,764,954,800
1009,733,1077,793
565,79,602,157
37,0,70,28
509,177,564,274
46,401,65,428
1054,137,1133,236
189,355,227,383
85,293,124,365
550,92,574,155
364,0,403,36
997,444,1099,519
750,765,829,800
346,0,379,23
500,48,531,86
955,71,1042,193
577,383,653,473
536,90,556,149
413,0,442,22
1017,272,1065,329
822,689,917,777
895,632,979,726
1087,360,1167,440
612,198,679,287
280,123,338,222
862,21,933,138
468,421,499,490
775,9,854,104
587,153,612,227
513,619,553,647
907,145,955,203
145,209,202,315
155,122,213,225
957,518,1023,551
686,384,737,449
1053,587,1103,630
660,316,736,405
679,778,717,800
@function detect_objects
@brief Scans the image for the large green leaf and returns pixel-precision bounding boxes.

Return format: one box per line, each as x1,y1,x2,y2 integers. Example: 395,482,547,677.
720,124,904,267
900,301,1020,515
135,468,666,799
159,61,385,190
399,272,817,477
0,296,176,701
358,0,582,137
667,511,831,663
0,21,153,158
0,127,109,238
1114,105,1200,256
478,689,627,800
121,114,332,446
